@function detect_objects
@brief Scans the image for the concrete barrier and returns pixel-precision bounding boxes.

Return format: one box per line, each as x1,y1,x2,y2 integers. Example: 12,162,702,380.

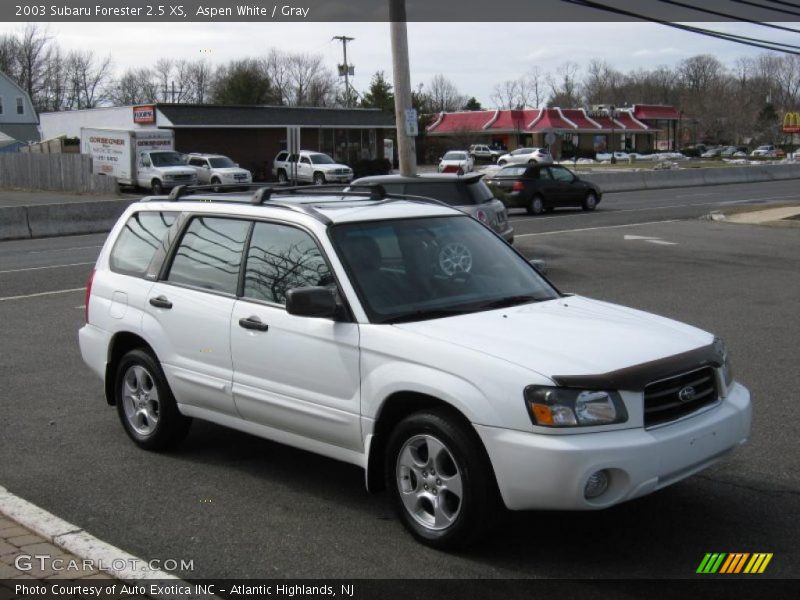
0,199,135,241
0,206,31,240
581,163,800,193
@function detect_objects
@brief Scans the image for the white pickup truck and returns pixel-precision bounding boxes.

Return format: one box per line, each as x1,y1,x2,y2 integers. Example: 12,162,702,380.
81,128,197,193
272,150,353,185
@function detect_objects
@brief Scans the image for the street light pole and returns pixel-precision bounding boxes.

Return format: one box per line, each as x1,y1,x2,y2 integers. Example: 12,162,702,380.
389,0,417,176
609,105,617,164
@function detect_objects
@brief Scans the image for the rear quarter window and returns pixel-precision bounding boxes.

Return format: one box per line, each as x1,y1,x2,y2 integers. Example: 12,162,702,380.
109,212,177,277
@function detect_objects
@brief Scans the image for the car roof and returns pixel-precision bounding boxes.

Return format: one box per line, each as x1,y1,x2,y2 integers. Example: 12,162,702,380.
353,173,485,184
135,186,459,227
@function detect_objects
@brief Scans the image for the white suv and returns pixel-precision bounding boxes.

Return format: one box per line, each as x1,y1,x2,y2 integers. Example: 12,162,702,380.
186,153,252,189
79,185,751,548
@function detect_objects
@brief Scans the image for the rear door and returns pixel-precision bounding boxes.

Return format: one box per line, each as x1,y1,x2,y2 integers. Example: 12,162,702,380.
547,165,583,206
230,221,362,451
143,216,250,417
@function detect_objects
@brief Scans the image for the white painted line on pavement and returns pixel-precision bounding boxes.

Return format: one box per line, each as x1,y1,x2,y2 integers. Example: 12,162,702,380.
0,287,84,301
515,219,680,238
0,484,179,581
25,244,103,255
0,261,94,274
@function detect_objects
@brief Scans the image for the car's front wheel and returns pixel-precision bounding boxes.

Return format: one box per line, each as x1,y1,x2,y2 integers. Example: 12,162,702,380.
497,159,506,166
313,172,325,185
115,349,191,451
277,170,288,184
386,410,496,549
151,180,164,195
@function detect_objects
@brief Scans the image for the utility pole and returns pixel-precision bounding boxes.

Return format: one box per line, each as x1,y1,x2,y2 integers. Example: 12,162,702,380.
333,35,355,107
389,0,417,176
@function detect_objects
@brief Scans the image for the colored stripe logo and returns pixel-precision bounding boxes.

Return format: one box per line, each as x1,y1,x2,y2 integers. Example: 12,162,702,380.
697,553,773,574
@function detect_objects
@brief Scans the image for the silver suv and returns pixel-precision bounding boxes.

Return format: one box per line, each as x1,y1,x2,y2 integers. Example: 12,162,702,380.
186,153,252,190
352,173,514,244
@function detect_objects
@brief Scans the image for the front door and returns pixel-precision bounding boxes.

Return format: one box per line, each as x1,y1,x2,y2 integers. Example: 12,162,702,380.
230,221,362,451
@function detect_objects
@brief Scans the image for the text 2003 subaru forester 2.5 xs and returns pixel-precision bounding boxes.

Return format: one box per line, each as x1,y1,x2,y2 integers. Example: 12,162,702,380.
79,183,751,548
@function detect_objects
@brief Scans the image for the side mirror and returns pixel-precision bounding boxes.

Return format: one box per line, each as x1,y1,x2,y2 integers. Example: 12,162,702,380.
286,286,339,319
438,157,443,161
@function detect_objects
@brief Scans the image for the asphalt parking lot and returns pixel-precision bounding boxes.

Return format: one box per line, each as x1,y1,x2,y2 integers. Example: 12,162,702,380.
0,182,798,581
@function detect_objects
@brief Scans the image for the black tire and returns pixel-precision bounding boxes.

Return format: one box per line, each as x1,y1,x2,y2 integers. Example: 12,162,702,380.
151,180,164,195
114,349,191,451
277,170,288,184
527,195,545,215
583,191,598,211
497,159,506,167
313,172,325,185
385,409,498,549
211,177,222,192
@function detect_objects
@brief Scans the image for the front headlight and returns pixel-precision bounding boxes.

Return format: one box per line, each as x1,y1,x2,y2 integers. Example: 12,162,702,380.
714,337,734,389
524,386,628,427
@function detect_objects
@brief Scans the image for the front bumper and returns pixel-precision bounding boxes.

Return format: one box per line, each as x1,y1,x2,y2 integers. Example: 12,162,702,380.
476,383,751,510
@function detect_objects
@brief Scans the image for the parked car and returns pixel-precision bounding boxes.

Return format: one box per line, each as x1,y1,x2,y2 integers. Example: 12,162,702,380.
79,184,751,549
186,153,252,190
438,151,474,174
273,150,353,185
485,163,602,215
719,146,739,158
496,147,552,166
751,145,777,158
701,147,723,158
468,144,502,163
352,173,513,243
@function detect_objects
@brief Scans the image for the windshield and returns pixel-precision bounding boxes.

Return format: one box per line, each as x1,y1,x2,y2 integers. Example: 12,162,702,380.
150,152,186,167
309,153,336,164
209,157,236,168
331,216,558,323
443,152,467,160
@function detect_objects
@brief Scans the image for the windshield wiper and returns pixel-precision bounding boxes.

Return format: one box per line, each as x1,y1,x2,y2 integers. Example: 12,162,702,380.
381,307,472,324
474,295,545,311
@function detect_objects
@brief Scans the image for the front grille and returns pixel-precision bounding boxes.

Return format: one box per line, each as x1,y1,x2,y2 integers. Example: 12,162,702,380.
333,168,349,175
643,367,718,428
173,174,194,181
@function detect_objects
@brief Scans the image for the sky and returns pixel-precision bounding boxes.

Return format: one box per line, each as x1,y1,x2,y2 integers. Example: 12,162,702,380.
1,20,798,107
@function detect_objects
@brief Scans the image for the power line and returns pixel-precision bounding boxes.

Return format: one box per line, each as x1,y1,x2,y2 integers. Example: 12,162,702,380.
743,0,800,13
653,0,800,31
725,0,800,18
561,0,800,55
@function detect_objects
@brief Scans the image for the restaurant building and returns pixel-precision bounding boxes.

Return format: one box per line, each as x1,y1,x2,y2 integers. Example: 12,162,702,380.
425,105,681,157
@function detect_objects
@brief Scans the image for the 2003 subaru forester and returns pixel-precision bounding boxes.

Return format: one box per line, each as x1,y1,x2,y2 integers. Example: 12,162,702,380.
79,183,752,548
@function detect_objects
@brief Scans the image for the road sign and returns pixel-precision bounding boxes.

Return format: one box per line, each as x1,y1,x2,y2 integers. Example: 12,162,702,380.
544,132,556,145
404,108,418,137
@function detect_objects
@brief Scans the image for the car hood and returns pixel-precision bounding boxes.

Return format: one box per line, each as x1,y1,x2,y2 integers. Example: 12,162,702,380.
318,163,351,171
160,166,196,175
440,158,470,164
394,295,711,382
214,167,250,175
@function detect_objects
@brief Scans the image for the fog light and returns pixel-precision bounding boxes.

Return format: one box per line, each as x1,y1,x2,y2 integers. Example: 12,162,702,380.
584,470,609,499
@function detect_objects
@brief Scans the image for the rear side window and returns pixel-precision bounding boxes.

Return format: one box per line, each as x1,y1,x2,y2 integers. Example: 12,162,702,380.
167,217,249,295
110,212,177,277
243,222,330,305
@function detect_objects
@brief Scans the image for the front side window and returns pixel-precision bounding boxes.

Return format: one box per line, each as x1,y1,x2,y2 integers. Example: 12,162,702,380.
331,216,558,323
167,217,249,295
243,222,331,305
110,212,177,276
548,166,575,182
188,158,206,167
309,153,335,165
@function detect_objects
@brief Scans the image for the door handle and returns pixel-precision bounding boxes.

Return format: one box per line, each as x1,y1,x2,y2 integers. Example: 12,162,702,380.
239,316,269,332
149,295,173,309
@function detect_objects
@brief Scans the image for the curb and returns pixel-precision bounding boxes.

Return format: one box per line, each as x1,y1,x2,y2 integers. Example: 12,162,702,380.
0,485,177,582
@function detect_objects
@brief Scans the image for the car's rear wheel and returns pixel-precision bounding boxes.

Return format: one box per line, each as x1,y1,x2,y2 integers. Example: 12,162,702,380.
115,349,191,451
527,195,545,215
583,191,598,211
386,410,496,549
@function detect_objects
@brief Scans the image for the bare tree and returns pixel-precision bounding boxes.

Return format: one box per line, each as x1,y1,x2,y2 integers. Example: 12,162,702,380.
64,50,112,109
16,24,52,108
0,34,18,77
426,74,466,112
546,61,581,107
